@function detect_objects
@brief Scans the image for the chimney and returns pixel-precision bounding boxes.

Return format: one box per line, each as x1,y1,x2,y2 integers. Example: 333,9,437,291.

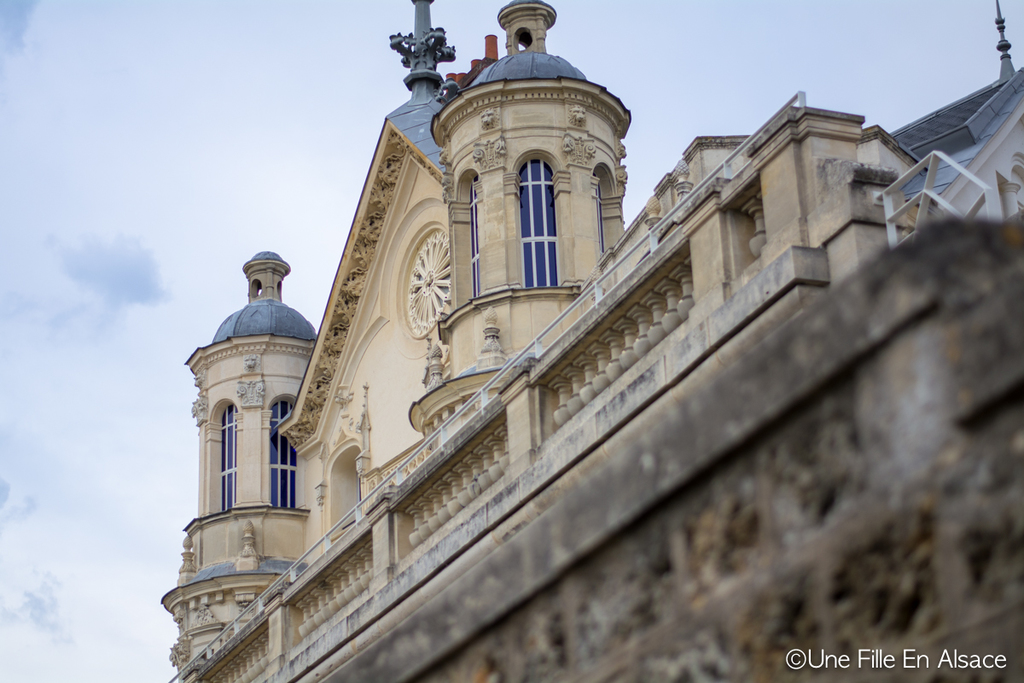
485,35,499,61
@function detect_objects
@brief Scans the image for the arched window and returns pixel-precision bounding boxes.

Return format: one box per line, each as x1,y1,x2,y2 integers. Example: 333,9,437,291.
595,181,605,253
270,400,298,508
519,161,558,288
221,405,237,511
470,176,481,297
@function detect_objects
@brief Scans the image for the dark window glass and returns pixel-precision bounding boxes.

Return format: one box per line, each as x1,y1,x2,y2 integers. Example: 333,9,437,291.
519,161,558,288
221,406,237,511
270,400,297,508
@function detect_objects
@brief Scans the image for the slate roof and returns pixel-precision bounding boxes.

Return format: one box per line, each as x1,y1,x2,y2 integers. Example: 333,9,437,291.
894,70,1024,197
212,299,317,344
472,52,586,86
189,559,304,584
387,98,445,168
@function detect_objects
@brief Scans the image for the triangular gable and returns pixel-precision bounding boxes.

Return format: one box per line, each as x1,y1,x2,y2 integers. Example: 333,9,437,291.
283,120,442,449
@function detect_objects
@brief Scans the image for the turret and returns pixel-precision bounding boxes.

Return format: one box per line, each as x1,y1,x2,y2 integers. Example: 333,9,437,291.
163,253,317,670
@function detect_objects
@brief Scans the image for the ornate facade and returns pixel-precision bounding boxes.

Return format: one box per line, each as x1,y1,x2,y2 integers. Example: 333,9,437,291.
164,1,1024,682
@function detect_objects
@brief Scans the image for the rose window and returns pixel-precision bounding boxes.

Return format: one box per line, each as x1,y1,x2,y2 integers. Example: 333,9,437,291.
408,230,451,337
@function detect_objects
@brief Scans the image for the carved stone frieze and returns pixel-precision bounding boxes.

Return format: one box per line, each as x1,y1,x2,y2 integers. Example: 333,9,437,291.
472,136,507,171
242,354,262,373
193,605,216,627
562,133,596,166
480,107,499,131
285,132,418,448
567,104,587,128
191,396,209,427
237,380,266,408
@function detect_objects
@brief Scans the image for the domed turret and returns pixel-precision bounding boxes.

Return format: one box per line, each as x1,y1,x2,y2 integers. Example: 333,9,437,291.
211,252,317,343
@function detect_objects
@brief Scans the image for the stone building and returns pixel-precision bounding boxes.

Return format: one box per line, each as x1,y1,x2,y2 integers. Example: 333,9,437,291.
162,1,1024,681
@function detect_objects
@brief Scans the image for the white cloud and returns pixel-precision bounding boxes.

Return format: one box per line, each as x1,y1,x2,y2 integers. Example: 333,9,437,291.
55,234,168,311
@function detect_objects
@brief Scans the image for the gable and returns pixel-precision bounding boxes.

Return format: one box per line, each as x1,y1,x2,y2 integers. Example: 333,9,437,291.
283,122,443,450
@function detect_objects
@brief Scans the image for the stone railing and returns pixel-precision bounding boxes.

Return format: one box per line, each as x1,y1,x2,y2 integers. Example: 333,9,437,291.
547,262,694,427
404,424,508,549
209,628,269,683
294,538,373,640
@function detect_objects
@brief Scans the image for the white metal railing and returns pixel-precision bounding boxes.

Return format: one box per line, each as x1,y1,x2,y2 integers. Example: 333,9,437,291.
882,149,1001,248
164,91,808,683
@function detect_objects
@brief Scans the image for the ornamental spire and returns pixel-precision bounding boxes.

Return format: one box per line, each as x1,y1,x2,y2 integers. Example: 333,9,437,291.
390,0,457,104
997,0,1015,82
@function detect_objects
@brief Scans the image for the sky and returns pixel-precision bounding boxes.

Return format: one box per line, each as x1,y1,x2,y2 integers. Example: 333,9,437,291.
0,0,1012,680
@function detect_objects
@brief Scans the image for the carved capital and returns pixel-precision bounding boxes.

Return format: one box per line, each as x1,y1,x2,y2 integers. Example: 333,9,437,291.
191,396,209,427
562,133,596,166
236,380,266,408
472,136,507,172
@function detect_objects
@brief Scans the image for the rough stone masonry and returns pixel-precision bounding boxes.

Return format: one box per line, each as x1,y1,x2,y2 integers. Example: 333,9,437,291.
326,220,1024,683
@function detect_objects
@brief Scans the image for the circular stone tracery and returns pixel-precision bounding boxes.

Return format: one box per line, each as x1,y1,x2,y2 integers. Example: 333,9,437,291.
408,230,451,338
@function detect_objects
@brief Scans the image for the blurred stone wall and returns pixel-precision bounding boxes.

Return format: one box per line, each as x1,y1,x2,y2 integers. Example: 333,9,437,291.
328,221,1024,683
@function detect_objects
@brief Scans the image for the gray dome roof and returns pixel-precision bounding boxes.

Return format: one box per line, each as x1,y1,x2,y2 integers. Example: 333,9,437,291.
246,251,287,265
500,0,555,11
213,299,316,344
472,52,586,86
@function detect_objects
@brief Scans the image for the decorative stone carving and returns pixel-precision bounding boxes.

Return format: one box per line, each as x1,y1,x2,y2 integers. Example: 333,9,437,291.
425,341,445,392
562,134,596,166
335,388,354,411
172,604,186,632
169,636,192,669
315,480,327,508
236,380,266,408
408,230,452,338
178,535,197,586
191,396,208,427
616,165,629,193
242,354,261,373
193,368,207,390
438,146,451,169
441,173,454,204
673,155,693,200
645,195,663,228
472,136,507,171
480,108,499,131
193,605,216,627
615,140,627,161
236,520,259,572
234,592,256,609
286,133,435,447
478,307,507,371
567,104,587,127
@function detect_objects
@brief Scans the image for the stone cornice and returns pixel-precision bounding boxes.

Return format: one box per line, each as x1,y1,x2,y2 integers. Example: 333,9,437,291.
187,337,314,375
282,122,439,449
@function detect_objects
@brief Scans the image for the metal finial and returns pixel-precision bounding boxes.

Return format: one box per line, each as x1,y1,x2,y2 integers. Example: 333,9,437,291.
997,0,1015,82
390,0,457,103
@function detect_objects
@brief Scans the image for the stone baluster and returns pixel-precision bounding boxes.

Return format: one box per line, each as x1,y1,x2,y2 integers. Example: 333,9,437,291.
477,447,495,490
588,341,611,395
311,591,328,628
297,597,314,637
436,487,453,526
456,462,475,507
425,491,445,533
671,264,695,321
341,564,359,603
359,554,372,590
599,329,625,384
550,375,573,427
743,196,767,259
629,304,653,359
444,471,465,517
655,279,683,334
576,354,599,406
408,500,426,548
642,291,668,347
466,450,486,498
613,318,639,371
564,366,585,417
486,436,505,483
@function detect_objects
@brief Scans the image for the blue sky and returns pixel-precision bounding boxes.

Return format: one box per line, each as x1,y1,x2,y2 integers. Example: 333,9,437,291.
0,0,1010,680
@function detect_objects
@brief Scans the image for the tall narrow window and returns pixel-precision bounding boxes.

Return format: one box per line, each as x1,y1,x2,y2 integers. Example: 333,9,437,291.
596,181,605,253
270,400,297,508
519,161,558,288
470,176,481,297
221,405,237,511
